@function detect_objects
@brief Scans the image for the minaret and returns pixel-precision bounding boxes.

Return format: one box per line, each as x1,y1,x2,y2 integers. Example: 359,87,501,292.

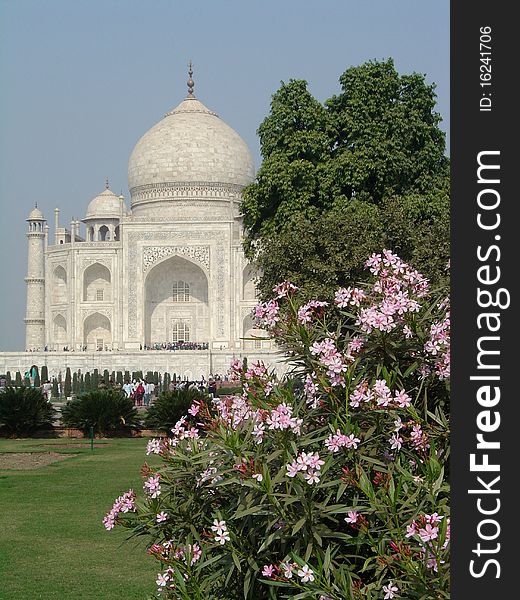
25,205,46,350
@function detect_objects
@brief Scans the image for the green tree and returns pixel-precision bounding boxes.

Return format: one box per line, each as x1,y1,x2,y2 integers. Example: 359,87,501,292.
124,370,131,384
79,373,85,394
6,371,12,385
40,365,48,383
64,367,72,398
241,59,449,300
33,369,41,388
15,372,22,387
84,372,92,392
72,372,79,395
92,369,99,389
116,371,124,387
52,378,59,399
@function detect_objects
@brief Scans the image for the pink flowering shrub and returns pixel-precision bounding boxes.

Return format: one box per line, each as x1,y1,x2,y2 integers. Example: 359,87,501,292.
104,251,450,599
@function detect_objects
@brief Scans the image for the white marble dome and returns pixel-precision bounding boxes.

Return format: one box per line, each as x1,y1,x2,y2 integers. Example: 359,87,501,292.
128,95,255,214
27,206,44,220
84,187,121,220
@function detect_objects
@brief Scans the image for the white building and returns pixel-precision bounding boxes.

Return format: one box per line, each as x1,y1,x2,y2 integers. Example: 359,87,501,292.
4,68,282,379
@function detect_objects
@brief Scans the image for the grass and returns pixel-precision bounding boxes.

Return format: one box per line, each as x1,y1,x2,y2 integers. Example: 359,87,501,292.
0,437,161,600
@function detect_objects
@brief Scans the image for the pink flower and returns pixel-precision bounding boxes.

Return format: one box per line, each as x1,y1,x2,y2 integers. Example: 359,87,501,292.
156,572,170,587
214,530,230,544
286,461,300,477
188,402,200,416
144,475,161,498
389,433,403,451
273,281,298,298
405,522,417,537
394,390,412,408
419,523,439,542
297,564,314,582
304,470,320,485
146,439,163,455
345,511,359,524
156,511,168,523
262,564,275,577
383,581,399,599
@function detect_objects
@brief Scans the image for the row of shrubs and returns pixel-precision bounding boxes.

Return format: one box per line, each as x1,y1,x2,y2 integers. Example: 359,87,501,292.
0,386,210,438
1,367,195,398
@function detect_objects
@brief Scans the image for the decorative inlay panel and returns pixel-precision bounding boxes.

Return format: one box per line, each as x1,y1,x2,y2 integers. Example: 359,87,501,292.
143,245,209,272
82,257,112,270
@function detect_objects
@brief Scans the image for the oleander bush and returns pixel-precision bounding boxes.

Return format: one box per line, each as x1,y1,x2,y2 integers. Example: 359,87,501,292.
144,388,211,433
0,386,56,437
61,388,141,437
104,251,450,599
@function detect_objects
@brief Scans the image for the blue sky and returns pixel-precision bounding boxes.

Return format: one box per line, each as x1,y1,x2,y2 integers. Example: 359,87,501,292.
0,0,449,351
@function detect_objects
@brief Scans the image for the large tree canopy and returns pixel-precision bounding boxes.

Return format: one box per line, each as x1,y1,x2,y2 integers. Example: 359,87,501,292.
241,59,449,301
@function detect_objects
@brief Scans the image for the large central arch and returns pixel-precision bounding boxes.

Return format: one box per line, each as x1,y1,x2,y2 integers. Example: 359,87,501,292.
144,255,209,346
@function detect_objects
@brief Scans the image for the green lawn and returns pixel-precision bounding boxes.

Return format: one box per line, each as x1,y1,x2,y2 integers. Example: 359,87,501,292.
0,437,160,600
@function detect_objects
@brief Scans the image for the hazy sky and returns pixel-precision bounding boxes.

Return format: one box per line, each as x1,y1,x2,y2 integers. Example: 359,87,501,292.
0,0,449,351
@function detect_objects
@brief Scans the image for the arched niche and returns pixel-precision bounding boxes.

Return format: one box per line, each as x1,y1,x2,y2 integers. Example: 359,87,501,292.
83,263,111,302
83,312,111,350
99,225,110,241
53,314,67,346
52,266,68,304
144,255,209,346
243,265,257,300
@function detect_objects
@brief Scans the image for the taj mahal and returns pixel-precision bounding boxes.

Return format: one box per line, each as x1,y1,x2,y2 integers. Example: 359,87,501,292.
0,66,282,379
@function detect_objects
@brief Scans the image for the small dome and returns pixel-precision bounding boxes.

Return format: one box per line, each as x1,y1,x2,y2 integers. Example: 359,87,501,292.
27,206,44,221
84,188,121,220
128,95,254,215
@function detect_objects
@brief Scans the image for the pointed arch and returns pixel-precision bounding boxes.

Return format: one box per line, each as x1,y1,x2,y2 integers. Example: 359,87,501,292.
83,262,111,302
52,266,68,304
53,314,67,346
83,312,111,350
144,255,209,346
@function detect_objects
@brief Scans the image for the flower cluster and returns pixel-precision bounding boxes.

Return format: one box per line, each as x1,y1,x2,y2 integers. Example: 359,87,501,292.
102,489,136,530
350,250,429,334
297,300,328,324
210,519,230,545
310,337,348,386
349,379,411,410
334,286,367,307
143,475,161,499
262,561,315,583
424,299,450,379
146,438,165,455
254,299,280,327
266,402,303,434
324,429,361,453
286,451,325,484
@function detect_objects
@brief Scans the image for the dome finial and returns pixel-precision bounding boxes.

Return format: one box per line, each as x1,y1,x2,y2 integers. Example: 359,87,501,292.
187,60,195,97
105,177,109,189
